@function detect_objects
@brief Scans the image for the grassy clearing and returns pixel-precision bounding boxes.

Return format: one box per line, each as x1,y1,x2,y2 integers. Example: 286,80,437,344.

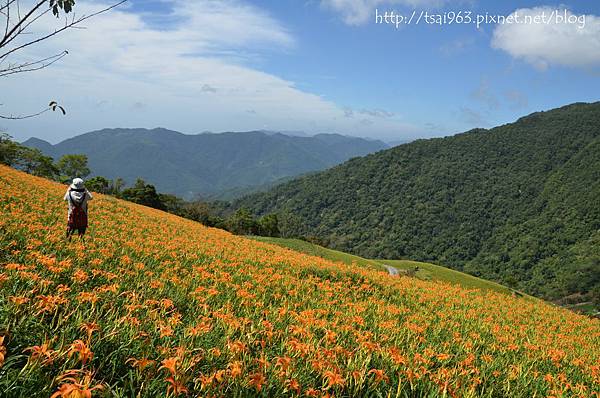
383,260,513,295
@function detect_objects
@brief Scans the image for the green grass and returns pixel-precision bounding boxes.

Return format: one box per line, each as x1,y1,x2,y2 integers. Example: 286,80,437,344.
252,237,514,295
383,259,512,295
564,301,599,316
250,236,383,271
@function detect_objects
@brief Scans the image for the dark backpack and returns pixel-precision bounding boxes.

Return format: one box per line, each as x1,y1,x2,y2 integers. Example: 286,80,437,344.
68,192,88,228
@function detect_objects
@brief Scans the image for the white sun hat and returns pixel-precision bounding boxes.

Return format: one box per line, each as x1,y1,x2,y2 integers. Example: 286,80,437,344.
70,178,85,190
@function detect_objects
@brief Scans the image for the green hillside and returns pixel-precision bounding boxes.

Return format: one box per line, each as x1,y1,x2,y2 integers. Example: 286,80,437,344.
236,102,600,307
251,237,513,295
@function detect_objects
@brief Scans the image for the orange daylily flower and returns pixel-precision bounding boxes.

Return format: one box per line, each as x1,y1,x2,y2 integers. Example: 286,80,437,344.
165,376,189,396
25,342,56,365
368,368,389,384
323,370,345,389
79,322,100,342
67,340,93,365
126,357,155,371
159,357,178,376
0,336,6,368
50,370,104,398
248,372,266,391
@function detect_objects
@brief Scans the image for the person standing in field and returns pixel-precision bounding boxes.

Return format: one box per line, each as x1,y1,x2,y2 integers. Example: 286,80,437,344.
64,178,93,241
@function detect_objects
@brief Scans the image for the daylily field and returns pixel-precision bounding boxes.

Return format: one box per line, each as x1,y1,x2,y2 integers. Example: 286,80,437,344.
0,165,598,397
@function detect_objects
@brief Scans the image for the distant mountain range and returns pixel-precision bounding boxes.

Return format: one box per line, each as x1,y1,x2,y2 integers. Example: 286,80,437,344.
235,102,600,306
23,129,388,199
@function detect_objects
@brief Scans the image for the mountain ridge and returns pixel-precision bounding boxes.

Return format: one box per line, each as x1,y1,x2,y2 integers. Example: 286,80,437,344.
23,128,388,199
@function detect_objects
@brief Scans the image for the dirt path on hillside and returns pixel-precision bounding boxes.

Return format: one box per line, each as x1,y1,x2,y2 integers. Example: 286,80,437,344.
384,264,399,276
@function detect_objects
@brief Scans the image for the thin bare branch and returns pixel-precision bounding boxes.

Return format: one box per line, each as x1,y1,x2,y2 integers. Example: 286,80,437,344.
2,0,12,39
0,0,127,121
0,4,54,51
0,107,50,119
0,0,18,14
0,0,46,48
0,0,127,61
0,49,66,76
16,7,52,38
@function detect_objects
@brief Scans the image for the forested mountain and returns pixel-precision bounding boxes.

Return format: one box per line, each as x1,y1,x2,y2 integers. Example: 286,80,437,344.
235,102,600,305
23,128,387,199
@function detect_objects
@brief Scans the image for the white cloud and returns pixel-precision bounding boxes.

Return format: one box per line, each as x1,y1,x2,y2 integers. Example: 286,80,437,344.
439,37,475,56
491,6,600,70
458,106,488,126
470,78,499,110
343,107,395,118
504,90,528,110
320,0,450,26
1,0,420,142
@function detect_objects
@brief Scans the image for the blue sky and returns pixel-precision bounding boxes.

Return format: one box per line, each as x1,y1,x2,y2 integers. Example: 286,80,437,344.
2,0,600,143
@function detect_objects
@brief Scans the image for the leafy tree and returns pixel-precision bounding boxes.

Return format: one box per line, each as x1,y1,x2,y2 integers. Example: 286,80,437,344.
159,193,185,214
112,177,125,195
276,210,303,239
0,133,57,178
0,132,21,165
15,146,58,179
592,285,600,309
86,176,112,194
120,178,165,210
183,201,215,225
57,154,90,181
258,213,280,237
502,275,519,290
227,208,259,235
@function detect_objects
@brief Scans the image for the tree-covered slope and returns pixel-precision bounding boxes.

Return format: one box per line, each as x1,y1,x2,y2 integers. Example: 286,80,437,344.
236,102,600,304
23,129,387,199
467,135,600,301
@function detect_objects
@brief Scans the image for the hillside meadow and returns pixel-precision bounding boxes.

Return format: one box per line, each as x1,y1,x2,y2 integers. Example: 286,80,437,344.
0,165,599,397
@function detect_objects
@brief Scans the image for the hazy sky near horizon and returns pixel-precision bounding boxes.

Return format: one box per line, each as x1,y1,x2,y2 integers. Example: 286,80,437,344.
2,0,600,143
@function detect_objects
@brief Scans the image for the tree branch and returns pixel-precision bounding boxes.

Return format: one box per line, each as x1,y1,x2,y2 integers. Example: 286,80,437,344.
0,0,127,121
0,0,127,61
0,0,18,14
0,107,50,119
0,49,67,76
0,0,47,49
0,100,66,119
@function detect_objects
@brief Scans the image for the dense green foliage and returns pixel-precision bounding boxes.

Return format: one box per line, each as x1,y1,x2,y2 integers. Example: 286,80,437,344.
1,134,101,185
56,154,90,181
85,176,115,194
120,178,166,210
23,128,387,199
236,102,600,308
1,133,59,179
0,133,20,165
